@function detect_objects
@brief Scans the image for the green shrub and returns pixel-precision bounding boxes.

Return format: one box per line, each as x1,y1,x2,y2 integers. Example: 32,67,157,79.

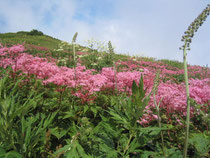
27,29,44,36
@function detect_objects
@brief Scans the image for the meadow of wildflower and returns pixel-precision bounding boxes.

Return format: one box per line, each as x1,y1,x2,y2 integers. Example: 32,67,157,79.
0,5,209,157
0,39,209,157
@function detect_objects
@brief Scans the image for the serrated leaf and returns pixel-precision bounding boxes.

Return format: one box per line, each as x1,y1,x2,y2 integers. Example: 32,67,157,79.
108,109,128,125
141,127,167,136
189,133,210,155
127,137,141,153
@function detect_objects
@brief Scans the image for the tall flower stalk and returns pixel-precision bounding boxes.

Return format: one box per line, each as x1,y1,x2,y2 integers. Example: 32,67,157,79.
108,41,117,91
182,41,191,158
180,4,210,158
152,70,166,157
72,32,78,83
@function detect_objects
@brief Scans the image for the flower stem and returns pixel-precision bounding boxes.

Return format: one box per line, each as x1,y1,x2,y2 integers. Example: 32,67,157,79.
123,133,133,156
114,62,117,91
72,42,77,82
183,42,191,158
154,95,166,157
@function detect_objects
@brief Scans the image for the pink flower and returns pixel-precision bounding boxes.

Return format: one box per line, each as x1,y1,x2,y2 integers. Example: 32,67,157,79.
152,114,158,120
1,44,209,120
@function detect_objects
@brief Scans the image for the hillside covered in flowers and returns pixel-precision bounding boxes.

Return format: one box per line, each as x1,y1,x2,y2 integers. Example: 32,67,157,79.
0,40,209,157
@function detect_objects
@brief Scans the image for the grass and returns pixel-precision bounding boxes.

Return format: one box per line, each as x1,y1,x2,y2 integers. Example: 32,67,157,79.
0,31,186,68
0,32,61,49
158,59,184,69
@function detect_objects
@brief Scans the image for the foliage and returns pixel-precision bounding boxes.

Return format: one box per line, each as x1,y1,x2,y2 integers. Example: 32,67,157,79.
0,28,209,157
0,69,57,157
27,29,44,36
0,32,60,50
159,59,183,69
189,133,210,157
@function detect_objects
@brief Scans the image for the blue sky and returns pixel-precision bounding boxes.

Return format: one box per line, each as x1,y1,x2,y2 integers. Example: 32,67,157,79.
0,0,209,66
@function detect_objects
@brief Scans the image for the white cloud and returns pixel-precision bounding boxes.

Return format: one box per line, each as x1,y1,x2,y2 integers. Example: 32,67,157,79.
0,0,38,31
0,0,209,66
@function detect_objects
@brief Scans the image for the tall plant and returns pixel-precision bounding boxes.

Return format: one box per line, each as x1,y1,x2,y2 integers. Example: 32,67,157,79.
72,32,78,82
179,4,210,158
108,41,117,90
152,70,166,157
0,69,57,157
72,32,78,63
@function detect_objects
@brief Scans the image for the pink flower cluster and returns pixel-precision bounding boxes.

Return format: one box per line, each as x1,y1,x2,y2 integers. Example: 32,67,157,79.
0,45,150,102
140,78,210,125
0,44,24,56
101,67,153,94
116,59,210,80
0,44,209,123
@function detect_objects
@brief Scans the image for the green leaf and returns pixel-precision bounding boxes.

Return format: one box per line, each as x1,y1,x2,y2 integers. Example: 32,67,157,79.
63,141,90,158
54,144,72,156
127,137,141,153
10,93,40,120
76,142,87,156
99,143,118,158
105,151,118,158
141,127,167,136
50,127,68,139
108,109,128,125
132,80,138,95
90,107,97,117
61,111,76,119
189,133,210,155
165,147,182,158
0,151,22,158
140,151,157,158
83,105,89,113
0,147,6,155
139,75,144,95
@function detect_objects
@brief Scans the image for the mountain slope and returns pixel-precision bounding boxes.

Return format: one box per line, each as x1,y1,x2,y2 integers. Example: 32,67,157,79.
0,30,186,70
0,31,61,50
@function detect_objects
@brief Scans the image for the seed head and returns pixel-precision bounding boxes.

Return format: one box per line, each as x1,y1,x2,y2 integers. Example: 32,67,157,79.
72,32,78,43
108,41,114,54
180,4,210,50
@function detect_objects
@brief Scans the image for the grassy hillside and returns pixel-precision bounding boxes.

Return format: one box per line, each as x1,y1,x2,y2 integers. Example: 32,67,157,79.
0,30,208,84
0,30,185,70
0,31,61,49
0,30,209,157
